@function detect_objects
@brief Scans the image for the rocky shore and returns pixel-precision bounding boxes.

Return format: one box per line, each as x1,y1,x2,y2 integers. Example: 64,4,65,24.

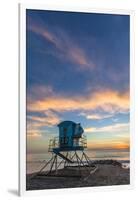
26,160,130,190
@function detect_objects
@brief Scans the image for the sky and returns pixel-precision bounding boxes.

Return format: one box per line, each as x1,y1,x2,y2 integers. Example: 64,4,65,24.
26,9,130,160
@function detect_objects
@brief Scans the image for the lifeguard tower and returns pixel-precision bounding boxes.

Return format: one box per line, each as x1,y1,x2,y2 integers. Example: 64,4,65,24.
37,121,93,177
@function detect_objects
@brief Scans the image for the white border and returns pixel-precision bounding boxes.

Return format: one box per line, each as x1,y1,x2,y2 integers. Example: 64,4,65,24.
19,3,135,196
19,4,26,196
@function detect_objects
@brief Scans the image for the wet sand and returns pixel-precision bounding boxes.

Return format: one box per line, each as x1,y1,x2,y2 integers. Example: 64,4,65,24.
26,163,130,190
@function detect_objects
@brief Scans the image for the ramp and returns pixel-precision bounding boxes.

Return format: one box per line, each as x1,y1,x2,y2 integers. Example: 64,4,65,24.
53,149,74,163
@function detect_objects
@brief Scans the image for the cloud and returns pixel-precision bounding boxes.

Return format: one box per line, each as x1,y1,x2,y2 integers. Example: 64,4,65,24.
27,110,61,138
88,140,129,150
27,86,129,142
27,87,129,115
27,85,54,101
27,18,95,70
84,122,129,133
27,132,42,138
27,110,61,127
79,112,114,120
86,122,130,150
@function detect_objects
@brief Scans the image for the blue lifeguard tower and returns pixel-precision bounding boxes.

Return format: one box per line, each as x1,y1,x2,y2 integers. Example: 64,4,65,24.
37,121,92,177
55,121,85,151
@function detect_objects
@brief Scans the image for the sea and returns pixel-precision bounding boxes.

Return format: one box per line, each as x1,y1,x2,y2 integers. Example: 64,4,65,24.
27,149,130,174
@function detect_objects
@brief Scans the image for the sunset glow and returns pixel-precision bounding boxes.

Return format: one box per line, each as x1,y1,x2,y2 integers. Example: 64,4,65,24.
26,10,130,160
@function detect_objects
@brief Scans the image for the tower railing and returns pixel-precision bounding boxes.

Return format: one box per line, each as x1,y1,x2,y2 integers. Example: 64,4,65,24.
48,135,87,152
48,137,59,152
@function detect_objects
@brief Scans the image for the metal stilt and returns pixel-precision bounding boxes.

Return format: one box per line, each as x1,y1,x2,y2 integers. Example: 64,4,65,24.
34,150,93,178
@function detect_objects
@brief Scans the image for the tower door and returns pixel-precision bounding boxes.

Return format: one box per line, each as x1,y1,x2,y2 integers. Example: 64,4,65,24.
60,127,68,147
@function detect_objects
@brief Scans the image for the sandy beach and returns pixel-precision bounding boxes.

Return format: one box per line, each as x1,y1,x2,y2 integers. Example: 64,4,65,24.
26,161,130,190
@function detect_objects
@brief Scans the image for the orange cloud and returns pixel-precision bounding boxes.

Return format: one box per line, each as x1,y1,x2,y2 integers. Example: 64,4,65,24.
85,121,129,151
27,89,129,114
88,139,130,150
112,142,129,150
27,110,61,127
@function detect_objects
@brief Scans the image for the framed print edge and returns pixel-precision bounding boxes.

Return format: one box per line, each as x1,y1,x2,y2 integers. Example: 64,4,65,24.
130,10,135,189
19,3,26,196
19,2,135,196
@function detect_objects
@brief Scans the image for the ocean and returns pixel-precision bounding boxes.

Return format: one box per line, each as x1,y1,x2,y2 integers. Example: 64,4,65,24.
27,149,130,174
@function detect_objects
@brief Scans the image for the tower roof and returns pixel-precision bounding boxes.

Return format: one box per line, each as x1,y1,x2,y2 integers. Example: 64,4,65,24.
57,120,76,127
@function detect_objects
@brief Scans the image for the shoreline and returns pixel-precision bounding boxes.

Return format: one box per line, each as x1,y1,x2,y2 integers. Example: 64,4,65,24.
27,159,130,175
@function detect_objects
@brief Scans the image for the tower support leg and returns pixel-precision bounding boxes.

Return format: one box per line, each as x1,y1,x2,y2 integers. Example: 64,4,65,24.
48,154,57,174
75,151,81,176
